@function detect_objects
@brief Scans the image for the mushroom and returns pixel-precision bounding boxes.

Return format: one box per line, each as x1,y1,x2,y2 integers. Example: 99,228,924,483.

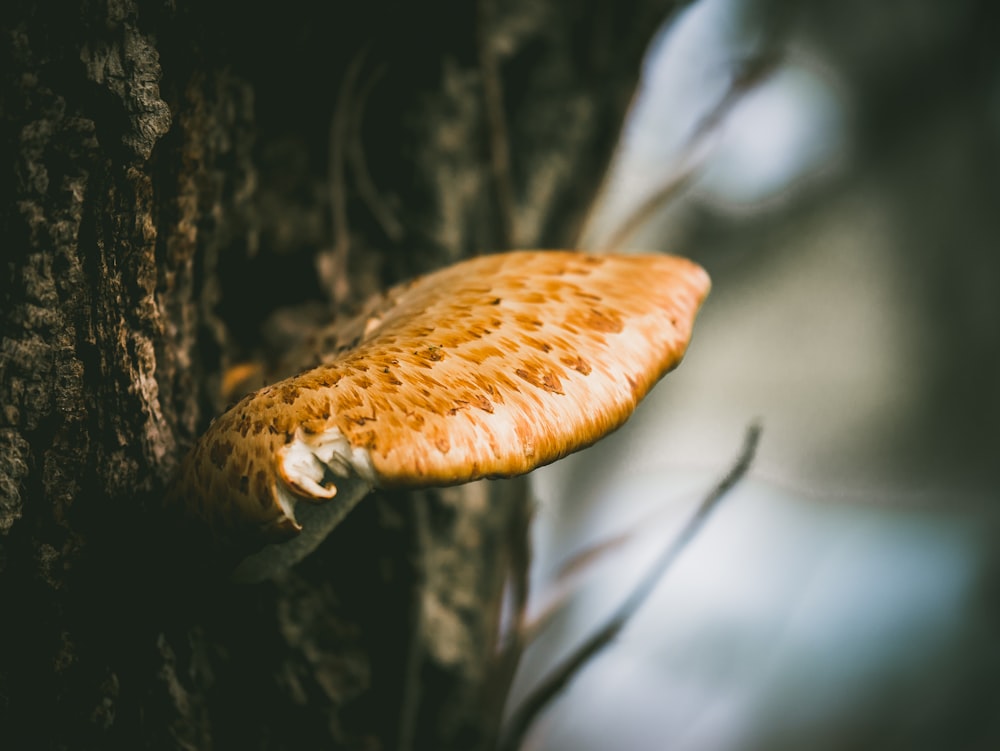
167,251,710,581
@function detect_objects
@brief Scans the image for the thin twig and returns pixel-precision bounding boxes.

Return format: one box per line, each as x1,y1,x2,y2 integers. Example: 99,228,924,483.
482,480,536,746
599,166,700,253
505,482,535,649
516,484,704,647
477,0,518,249
347,63,406,243
328,49,368,306
395,493,431,751
595,53,781,251
497,422,762,751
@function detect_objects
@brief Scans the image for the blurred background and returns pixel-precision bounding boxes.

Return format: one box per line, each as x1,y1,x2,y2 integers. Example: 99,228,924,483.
510,0,1000,748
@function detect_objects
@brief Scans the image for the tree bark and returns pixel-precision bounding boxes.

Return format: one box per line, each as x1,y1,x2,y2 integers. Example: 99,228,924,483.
0,1,684,748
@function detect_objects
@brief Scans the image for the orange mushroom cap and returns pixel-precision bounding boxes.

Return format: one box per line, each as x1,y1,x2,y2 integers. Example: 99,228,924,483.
167,251,710,576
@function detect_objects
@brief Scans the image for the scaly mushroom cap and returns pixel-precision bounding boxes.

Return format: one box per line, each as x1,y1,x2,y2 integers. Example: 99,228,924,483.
169,251,710,559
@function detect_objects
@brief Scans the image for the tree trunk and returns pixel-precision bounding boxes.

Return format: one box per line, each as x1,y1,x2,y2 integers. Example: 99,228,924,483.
0,1,683,748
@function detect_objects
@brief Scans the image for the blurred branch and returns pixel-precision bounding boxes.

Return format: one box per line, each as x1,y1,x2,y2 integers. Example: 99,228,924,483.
482,486,537,746
328,48,368,306
593,52,782,251
348,63,406,243
497,422,762,751
477,0,518,249
395,495,431,751
516,482,701,647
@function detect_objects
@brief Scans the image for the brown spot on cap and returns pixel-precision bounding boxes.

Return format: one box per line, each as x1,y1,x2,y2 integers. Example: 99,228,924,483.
581,307,623,333
254,469,269,507
209,439,235,469
472,395,494,413
516,366,564,395
560,354,592,375
278,384,300,404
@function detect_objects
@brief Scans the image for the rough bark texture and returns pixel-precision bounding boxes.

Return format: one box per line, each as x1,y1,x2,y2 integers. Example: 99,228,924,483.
0,1,683,748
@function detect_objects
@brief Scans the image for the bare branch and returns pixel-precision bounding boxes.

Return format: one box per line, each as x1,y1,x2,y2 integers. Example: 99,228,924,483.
498,422,762,751
477,0,518,249
593,53,782,251
328,48,369,306
347,63,406,243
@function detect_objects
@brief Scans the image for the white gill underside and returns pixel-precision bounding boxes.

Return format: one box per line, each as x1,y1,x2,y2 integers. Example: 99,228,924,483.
233,427,376,582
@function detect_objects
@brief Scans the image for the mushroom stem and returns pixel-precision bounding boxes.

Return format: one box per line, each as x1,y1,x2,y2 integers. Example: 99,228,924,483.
233,425,376,581
232,479,373,583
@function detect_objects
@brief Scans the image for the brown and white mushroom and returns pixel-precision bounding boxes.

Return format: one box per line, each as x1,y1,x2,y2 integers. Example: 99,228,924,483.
166,250,710,581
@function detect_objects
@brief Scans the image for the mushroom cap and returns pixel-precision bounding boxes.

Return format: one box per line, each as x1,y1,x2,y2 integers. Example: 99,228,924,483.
169,251,710,548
